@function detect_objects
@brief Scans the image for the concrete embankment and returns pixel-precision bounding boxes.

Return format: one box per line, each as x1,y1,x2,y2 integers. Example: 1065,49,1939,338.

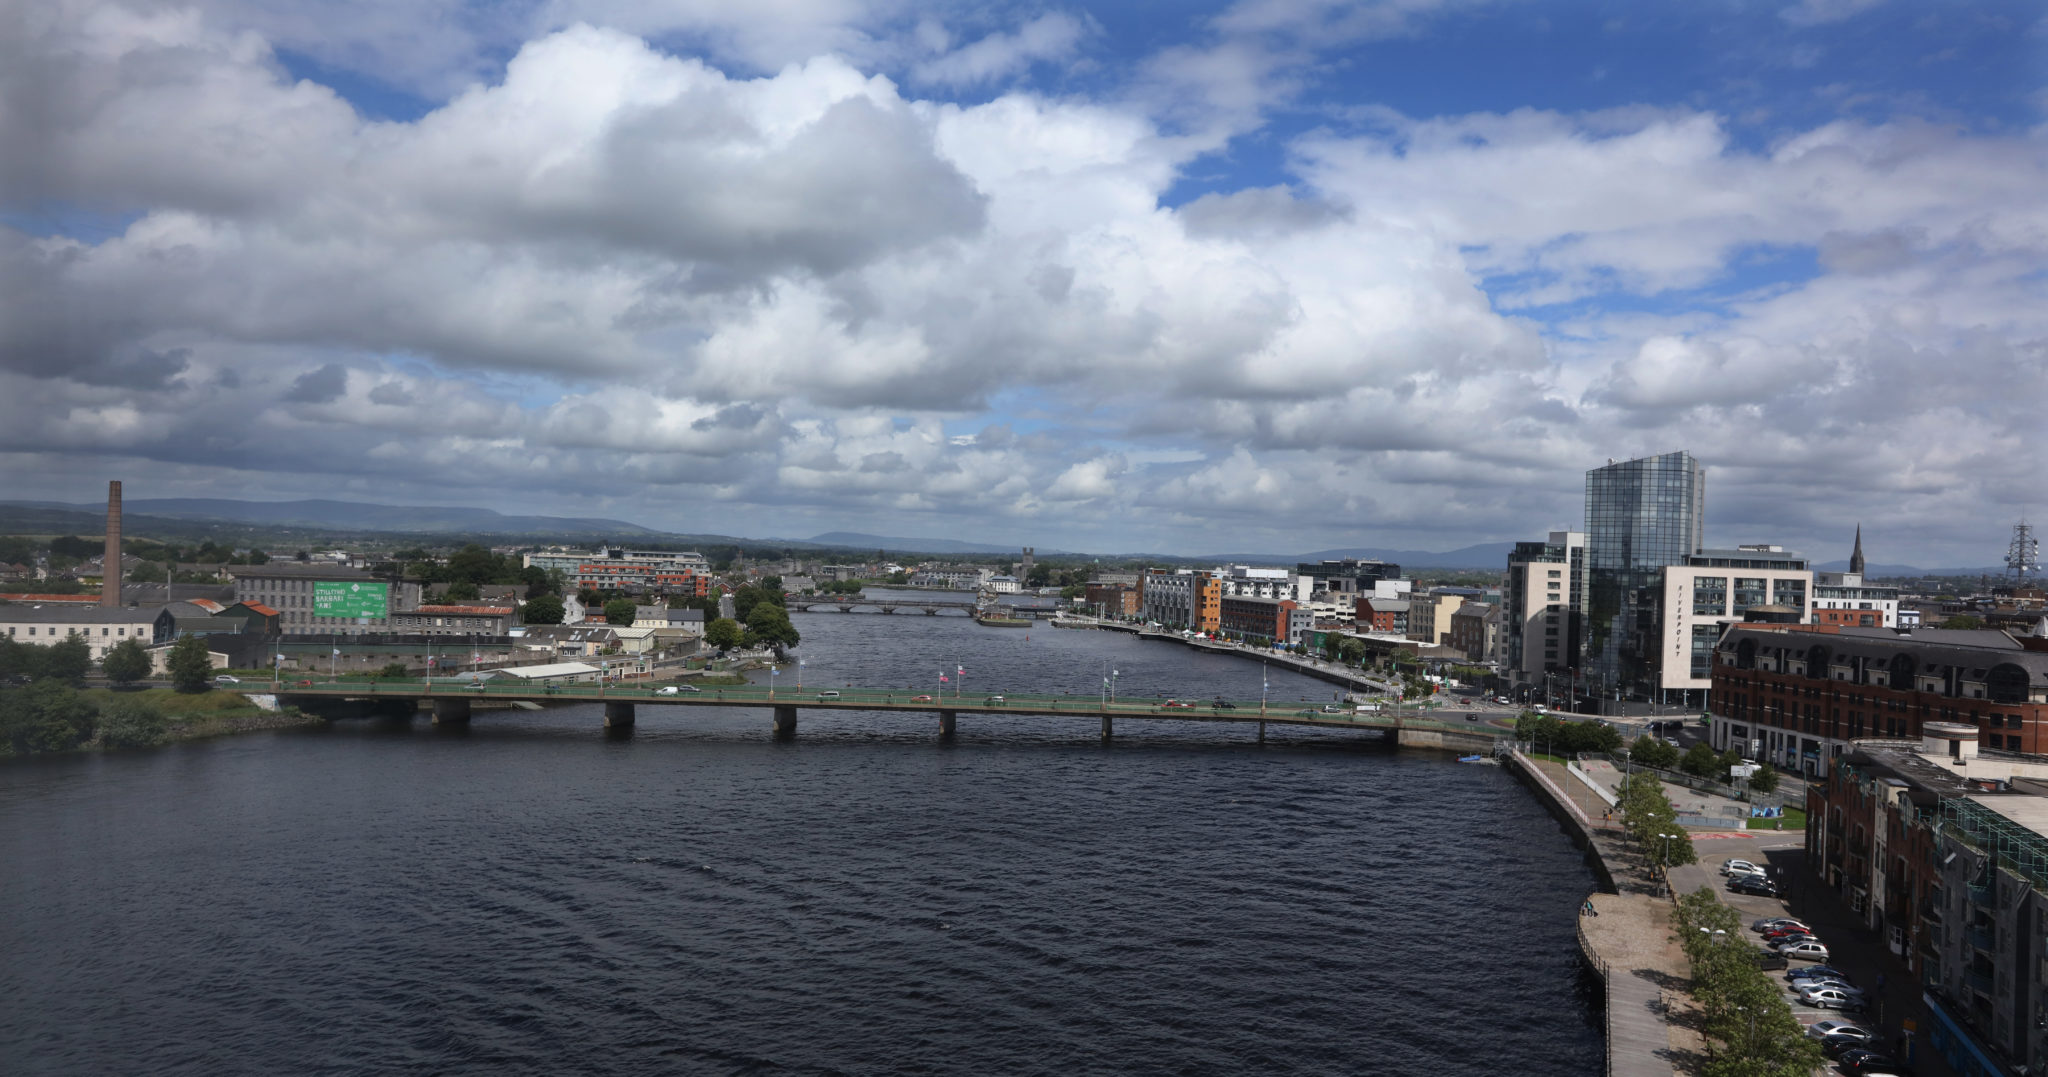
1506,750,1685,1077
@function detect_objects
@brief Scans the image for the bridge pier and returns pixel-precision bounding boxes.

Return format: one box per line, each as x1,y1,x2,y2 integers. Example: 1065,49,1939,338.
1258,720,1265,746
1100,715,1113,743
938,710,956,738
604,701,635,728
431,698,471,725
773,705,798,739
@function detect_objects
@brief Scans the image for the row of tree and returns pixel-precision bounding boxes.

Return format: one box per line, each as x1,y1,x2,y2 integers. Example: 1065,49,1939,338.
1616,769,1698,868
1628,737,1780,795
1516,712,1625,755
1673,887,1825,1077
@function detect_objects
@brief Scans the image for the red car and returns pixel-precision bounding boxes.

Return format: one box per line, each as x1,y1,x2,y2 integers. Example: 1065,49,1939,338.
1160,700,1195,709
912,694,934,702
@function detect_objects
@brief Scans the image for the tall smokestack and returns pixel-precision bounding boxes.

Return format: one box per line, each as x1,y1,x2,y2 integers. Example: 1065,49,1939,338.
102,481,122,607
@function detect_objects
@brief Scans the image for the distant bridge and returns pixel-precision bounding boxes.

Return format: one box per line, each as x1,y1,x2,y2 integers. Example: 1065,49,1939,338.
782,596,1058,618
265,680,1506,752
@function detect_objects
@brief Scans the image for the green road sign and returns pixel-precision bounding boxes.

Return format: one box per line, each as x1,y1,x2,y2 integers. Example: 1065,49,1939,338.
314,581,388,618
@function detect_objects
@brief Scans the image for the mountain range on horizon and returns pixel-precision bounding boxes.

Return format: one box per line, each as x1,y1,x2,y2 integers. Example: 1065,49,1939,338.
0,498,2012,575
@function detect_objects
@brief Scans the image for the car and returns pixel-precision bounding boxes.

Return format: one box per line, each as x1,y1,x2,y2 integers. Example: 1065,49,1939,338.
293,679,313,687
1320,704,1346,713
655,686,681,695
1810,1023,1875,1048
673,684,701,692
984,695,1006,705
1722,859,1765,877
1763,926,1814,942
1755,917,1809,933
1212,699,1236,710
1797,987,1866,1011
1730,877,1781,897
1752,948,1787,971
1839,1050,1909,1074
1822,1035,1875,1059
1795,979,1863,999
1786,964,1849,983
1161,699,1195,709
911,694,934,703
816,691,840,699
214,674,240,684
1775,940,1830,961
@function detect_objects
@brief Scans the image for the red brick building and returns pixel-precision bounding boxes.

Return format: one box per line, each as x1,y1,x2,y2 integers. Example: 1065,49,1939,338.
1083,582,1139,618
1710,622,2048,777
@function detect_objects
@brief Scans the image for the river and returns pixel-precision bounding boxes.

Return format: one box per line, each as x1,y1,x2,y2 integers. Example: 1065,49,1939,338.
0,608,1602,1075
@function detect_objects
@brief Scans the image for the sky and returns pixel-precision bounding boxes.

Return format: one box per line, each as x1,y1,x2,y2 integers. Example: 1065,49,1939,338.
1,0,2043,564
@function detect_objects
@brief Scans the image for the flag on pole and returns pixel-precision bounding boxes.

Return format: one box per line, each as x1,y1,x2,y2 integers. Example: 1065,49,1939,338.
332,647,340,656
957,665,964,674
939,674,949,683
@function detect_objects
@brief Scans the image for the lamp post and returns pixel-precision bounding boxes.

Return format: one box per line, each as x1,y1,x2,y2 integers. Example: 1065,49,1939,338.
1658,832,1677,895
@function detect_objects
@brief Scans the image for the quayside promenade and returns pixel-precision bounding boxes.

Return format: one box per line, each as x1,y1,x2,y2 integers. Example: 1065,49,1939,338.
258,679,1503,750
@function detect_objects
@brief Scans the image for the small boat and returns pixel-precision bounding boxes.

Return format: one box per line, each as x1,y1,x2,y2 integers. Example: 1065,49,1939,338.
1458,755,1485,763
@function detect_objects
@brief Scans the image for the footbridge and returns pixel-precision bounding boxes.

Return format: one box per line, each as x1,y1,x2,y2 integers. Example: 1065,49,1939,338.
781,597,1057,618
266,680,1507,751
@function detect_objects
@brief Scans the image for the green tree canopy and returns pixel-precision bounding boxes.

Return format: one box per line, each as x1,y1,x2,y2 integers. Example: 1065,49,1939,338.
603,598,637,627
0,680,99,755
102,637,153,686
746,603,800,649
704,617,743,650
1944,614,1985,630
444,580,481,601
522,593,565,625
167,635,213,692
1629,734,1680,770
99,698,167,749
39,634,92,683
1747,764,1779,795
1680,741,1722,779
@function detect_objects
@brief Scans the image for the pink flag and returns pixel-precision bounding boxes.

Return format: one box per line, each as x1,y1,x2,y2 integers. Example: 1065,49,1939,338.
939,674,949,682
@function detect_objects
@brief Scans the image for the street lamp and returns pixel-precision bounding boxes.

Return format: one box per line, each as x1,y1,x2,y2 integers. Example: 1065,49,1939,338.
1658,832,1678,895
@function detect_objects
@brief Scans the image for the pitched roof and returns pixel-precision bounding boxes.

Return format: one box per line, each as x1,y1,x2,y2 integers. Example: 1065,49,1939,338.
0,604,169,624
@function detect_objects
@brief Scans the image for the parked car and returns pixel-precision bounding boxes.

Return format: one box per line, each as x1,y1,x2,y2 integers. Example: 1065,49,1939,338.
1838,1049,1908,1074
1763,926,1815,942
1730,876,1781,897
1823,1034,1875,1059
1775,940,1830,961
1806,1020,1871,1043
1722,859,1765,877
1755,917,1809,933
1795,979,1864,999
1797,987,1865,1011
1787,965,1850,983
1752,948,1787,971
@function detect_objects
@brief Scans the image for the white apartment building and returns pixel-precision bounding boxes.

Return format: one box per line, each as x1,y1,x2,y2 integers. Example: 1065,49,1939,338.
1141,569,1200,628
1813,570,1900,628
1653,546,1813,699
1505,531,1586,686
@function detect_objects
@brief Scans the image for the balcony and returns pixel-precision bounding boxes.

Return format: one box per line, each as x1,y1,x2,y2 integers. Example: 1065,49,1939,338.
1969,928,1996,952
1920,901,1943,924
1967,968,1994,994
1968,883,1994,906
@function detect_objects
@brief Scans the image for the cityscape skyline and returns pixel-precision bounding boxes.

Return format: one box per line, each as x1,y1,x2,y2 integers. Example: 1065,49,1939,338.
2,1,2042,564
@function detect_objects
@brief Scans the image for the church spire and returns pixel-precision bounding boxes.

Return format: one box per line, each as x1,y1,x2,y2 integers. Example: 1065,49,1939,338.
1849,524,1865,575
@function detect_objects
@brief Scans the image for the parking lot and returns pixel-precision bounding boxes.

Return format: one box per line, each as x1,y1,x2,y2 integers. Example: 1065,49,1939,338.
1671,843,1957,1076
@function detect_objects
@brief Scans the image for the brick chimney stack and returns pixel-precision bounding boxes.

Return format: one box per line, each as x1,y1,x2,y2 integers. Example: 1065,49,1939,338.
102,480,122,607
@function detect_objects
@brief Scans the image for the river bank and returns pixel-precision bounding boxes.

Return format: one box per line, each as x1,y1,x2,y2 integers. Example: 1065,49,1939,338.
1051,616,1404,697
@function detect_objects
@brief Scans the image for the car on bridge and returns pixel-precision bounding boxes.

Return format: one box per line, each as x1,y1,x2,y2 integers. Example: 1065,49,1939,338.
654,685,701,695
215,674,240,684
912,694,934,702
984,695,1006,705
1212,698,1236,709
1160,700,1195,709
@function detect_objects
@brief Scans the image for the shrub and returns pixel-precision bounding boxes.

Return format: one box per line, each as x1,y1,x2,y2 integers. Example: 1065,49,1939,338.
99,699,168,749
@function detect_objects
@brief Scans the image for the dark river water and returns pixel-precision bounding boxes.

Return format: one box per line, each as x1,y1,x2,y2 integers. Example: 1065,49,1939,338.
0,609,1602,1075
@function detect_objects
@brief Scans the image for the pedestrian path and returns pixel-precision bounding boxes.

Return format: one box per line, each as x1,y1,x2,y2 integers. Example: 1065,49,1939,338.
1579,894,1690,1077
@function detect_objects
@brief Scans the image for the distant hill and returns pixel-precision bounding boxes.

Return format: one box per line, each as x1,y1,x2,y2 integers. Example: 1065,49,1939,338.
1815,560,2006,578
93,498,665,536
807,531,1056,556
1192,542,1518,569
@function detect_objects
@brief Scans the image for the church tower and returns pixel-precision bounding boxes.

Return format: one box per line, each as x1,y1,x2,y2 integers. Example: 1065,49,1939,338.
1848,525,1865,576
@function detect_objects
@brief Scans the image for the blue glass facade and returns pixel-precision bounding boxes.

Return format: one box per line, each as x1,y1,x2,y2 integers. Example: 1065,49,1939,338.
1584,451,1705,697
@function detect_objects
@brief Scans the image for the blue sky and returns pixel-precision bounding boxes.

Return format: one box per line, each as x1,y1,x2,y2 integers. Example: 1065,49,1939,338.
1,0,2043,564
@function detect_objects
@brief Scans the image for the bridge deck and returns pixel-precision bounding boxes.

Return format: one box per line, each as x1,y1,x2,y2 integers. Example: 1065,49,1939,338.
261,680,1508,737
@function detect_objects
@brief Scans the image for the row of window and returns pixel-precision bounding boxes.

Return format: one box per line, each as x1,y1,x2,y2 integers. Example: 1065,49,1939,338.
7,624,140,637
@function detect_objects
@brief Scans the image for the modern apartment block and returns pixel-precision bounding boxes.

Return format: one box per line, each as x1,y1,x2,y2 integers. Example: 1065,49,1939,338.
1651,546,1813,702
1584,451,1706,698
1139,569,1222,633
1505,530,1587,687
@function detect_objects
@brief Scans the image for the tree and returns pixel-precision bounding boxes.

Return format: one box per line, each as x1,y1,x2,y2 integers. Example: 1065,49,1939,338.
1747,765,1779,795
376,662,409,679
704,617,743,650
40,634,93,683
1680,740,1722,779
49,535,99,559
447,543,504,586
247,548,270,565
746,602,801,649
522,593,565,625
99,699,167,749
294,549,311,562
128,561,169,583
1629,734,1680,770
1026,563,1053,588
1943,614,1985,630
444,580,481,601
102,638,152,686
604,598,637,627
0,680,99,755
167,635,213,692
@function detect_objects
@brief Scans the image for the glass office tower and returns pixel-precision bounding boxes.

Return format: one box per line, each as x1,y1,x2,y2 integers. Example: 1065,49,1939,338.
1584,451,1706,699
